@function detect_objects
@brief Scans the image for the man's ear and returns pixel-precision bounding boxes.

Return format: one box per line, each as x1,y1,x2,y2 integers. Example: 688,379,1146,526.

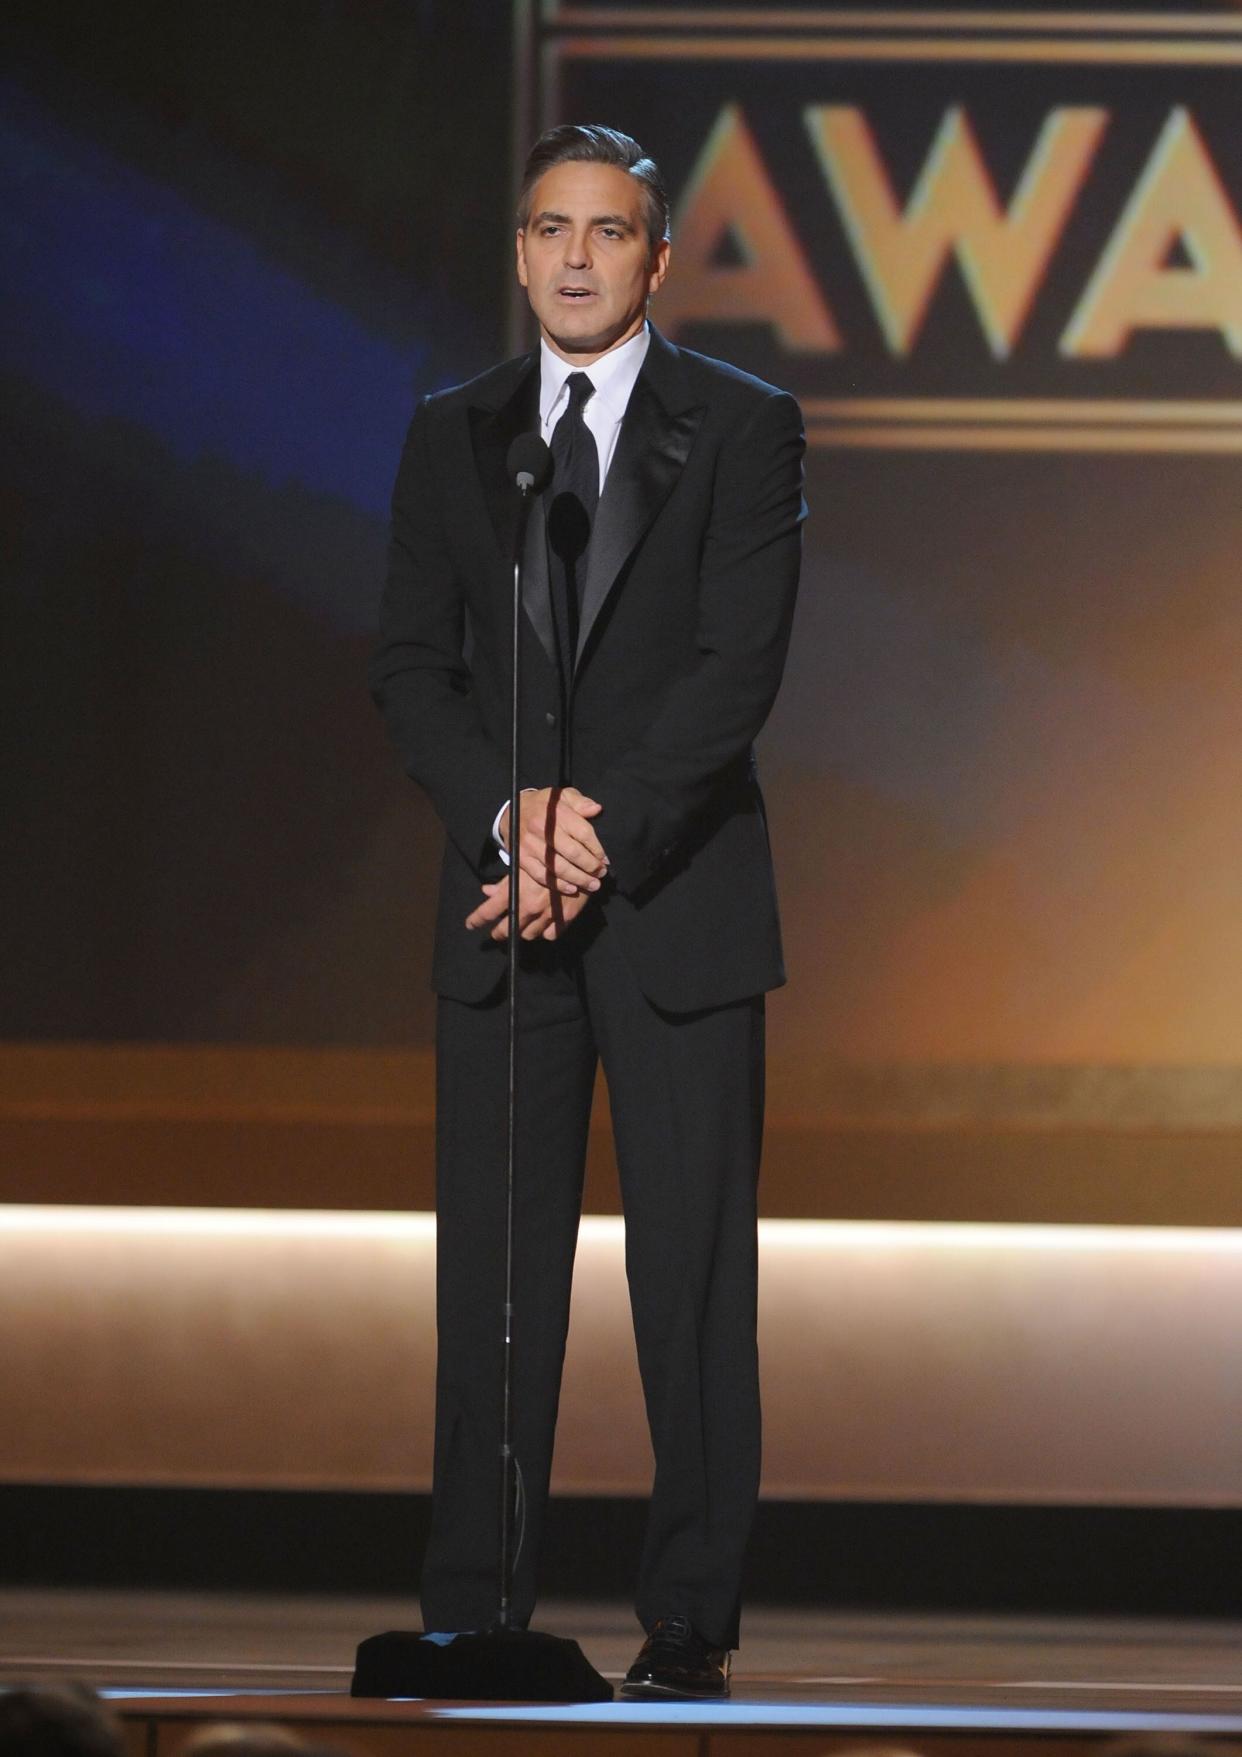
647,237,671,298
515,229,529,288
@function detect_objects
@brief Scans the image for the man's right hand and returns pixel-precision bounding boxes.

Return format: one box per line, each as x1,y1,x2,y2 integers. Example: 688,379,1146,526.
465,869,593,942
501,785,608,895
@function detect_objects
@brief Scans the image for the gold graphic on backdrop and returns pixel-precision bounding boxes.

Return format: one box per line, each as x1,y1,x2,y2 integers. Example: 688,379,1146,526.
655,103,840,351
557,35,1242,67
806,107,1107,359
532,3,1242,449
1064,107,1242,358
552,9,1242,38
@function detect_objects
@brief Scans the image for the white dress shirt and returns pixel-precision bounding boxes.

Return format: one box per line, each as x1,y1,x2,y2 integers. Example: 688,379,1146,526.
537,322,649,490
494,322,651,862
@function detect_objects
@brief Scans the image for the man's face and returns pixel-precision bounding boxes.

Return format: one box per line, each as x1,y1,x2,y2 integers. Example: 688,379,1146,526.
516,161,670,363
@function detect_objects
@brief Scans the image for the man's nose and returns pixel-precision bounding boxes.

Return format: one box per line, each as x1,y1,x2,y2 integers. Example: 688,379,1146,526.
563,231,591,268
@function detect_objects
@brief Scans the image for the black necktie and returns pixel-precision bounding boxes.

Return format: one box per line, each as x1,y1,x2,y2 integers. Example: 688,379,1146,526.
547,371,599,667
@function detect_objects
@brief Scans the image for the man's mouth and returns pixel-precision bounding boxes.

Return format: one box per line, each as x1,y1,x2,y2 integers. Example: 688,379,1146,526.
558,286,595,299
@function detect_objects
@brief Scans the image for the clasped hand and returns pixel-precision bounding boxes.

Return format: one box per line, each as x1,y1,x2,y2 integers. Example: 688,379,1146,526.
465,785,608,942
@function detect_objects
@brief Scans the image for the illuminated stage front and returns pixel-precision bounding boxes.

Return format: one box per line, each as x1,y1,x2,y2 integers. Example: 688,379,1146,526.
99,1688,1242,1756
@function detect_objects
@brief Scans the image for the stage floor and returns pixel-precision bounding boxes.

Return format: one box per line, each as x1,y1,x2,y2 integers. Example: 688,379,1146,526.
3,1591,1241,1753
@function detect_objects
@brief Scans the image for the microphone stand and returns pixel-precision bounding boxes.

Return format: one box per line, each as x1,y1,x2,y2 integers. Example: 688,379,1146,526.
498,467,535,1630
352,438,610,1704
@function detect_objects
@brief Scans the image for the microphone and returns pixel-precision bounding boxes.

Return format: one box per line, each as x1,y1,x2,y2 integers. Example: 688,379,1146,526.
507,433,553,496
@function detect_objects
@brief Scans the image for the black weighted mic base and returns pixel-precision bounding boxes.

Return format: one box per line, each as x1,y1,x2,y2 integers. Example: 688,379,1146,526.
352,1628,613,1703
352,432,611,1704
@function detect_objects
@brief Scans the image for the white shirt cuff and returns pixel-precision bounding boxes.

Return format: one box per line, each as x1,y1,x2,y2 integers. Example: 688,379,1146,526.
492,790,537,867
492,800,511,866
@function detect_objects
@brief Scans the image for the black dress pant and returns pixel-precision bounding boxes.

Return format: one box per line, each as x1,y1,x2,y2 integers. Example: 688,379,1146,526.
421,905,764,1649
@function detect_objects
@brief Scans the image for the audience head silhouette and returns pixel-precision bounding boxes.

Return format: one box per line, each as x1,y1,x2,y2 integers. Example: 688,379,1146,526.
0,1687,125,1757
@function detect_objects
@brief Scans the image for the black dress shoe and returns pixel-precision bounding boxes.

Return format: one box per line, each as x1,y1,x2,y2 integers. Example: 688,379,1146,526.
620,1614,732,1699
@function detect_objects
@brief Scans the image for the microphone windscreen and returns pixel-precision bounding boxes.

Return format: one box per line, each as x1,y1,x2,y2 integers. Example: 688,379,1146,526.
507,433,553,493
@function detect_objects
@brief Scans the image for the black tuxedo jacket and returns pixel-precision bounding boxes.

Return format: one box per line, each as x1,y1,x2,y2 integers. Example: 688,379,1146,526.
370,324,805,1013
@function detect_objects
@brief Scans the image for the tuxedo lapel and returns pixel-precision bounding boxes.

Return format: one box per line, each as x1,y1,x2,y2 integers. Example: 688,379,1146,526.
575,329,705,670
467,356,558,668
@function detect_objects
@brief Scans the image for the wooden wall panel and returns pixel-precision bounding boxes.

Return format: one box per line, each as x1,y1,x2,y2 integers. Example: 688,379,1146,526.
4,1046,1241,1224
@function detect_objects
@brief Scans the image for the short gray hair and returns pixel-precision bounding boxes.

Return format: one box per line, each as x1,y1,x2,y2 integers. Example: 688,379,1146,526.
517,124,670,252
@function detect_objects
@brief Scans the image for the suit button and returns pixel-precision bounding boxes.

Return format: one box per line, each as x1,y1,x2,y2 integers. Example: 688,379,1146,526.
545,711,557,727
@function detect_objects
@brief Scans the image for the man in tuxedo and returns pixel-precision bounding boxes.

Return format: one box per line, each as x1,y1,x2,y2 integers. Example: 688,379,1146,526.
370,124,805,1698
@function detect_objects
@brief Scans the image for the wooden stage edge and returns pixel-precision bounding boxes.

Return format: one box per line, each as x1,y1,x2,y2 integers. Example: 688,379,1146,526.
103,1687,1242,1757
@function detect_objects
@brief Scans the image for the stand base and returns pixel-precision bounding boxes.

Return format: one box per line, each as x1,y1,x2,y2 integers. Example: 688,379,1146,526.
350,1626,614,1702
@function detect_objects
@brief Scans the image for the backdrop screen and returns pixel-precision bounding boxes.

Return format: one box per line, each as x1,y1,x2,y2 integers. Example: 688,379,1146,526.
6,2,1242,1153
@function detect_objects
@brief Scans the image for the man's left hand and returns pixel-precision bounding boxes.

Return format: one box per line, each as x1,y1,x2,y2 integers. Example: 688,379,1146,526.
503,786,608,894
